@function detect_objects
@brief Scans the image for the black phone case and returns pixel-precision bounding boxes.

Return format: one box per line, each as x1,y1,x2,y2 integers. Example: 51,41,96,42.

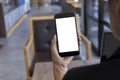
54,12,80,57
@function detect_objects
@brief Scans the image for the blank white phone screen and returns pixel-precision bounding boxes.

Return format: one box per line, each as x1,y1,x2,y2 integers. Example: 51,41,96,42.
56,17,79,53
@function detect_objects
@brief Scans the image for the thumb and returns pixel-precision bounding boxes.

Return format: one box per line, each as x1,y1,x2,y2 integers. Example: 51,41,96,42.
51,35,57,48
51,35,61,61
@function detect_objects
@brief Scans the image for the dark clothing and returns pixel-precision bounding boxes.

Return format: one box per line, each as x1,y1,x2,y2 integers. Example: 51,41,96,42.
63,48,120,80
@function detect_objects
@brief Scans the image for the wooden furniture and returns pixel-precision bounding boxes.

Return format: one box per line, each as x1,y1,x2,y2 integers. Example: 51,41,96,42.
64,0,81,15
69,2,81,15
32,60,100,80
58,0,81,15
24,14,92,80
59,0,75,13
66,0,76,4
70,2,82,8
66,0,80,4
31,0,51,7
38,0,51,4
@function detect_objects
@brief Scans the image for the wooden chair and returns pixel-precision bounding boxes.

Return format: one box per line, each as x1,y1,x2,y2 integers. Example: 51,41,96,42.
31,0,51,7
23,14,92,80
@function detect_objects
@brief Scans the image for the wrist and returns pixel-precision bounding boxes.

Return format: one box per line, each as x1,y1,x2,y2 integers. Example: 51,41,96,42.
53,63,68,80
53,59,69,68
53,63,68,71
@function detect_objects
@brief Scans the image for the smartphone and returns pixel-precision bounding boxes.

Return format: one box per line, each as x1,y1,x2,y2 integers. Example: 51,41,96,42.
54,13,80,57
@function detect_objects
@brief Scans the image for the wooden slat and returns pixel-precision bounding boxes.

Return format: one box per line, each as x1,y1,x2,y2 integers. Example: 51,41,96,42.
7,14,27,38
66,0,81,8
81,33,92,59
30,19,34,36
32,36,35,57
86,41,92,59
24,47,31,77
38,0,51,4
71,2,82,8
24,36,33,79
25,36,33,48
75,14,81,33
66,0,77,4
30,16,54,21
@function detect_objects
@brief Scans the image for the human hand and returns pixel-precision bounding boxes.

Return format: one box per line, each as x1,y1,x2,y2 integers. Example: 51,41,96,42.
51,33,81,67
51,34,81,80
51,35,74,68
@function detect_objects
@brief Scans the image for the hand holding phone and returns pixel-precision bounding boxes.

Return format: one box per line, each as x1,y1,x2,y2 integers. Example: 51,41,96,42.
51,35,75,80
54,13,80,57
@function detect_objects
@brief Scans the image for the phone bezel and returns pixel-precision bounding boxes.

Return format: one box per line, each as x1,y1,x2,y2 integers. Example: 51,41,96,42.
54,13,80,57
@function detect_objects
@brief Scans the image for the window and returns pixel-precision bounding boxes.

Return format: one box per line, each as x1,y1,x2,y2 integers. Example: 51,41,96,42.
84,0,111,55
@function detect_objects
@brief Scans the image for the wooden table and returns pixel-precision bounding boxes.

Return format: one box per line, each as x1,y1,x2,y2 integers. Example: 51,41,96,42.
66,0,79,4
66,0,81,8
68,2,82,15
32,60,100,80
70,2,82,8
67,0,76,4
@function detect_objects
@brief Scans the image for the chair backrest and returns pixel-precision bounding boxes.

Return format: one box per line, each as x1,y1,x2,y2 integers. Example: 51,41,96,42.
30,14,80,53
29,16,55,76
33,20,55,52
101,32,120,61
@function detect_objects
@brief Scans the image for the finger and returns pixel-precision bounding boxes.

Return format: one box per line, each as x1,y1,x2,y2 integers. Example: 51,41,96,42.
78,33,81,37
51,35,61,59
78,34,81,45
78,33,81,41
51,35,56,47
78,37,81,42
51,35,57,54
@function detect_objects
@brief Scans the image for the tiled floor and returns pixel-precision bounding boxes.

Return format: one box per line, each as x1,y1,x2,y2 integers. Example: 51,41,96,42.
0,12,100,80
0,15,30,80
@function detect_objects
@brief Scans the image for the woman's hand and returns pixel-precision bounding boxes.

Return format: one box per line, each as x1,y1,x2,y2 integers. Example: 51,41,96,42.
51,35,74,80
51,34,81,80
51,35,74,68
